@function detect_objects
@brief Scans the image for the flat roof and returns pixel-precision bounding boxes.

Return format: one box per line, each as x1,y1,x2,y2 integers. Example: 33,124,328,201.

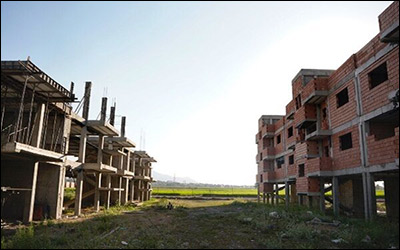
1,60,75,102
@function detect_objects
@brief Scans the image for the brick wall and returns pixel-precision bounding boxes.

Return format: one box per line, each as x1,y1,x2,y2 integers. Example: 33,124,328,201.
302,78,329,102
328,80,357,129
286,99,295,115
294,104,317,127
306,157,332,174
367,127,399,165
332,125,361,170
328,55,356,89
378,1,399,32
359,47,399,114
296,177,319,193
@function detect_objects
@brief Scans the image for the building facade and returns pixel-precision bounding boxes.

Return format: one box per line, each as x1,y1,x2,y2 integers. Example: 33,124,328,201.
255,1,399,220
1,60,156,223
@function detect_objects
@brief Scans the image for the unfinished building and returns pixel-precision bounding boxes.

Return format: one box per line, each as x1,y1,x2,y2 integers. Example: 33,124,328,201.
255,1,399,220
1,60,156,223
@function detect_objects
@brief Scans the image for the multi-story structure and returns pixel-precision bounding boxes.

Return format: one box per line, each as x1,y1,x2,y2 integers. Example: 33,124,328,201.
256,1,399,220
1,59,156,223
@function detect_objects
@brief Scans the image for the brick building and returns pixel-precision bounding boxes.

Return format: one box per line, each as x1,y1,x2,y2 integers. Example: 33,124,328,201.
255,1,399,220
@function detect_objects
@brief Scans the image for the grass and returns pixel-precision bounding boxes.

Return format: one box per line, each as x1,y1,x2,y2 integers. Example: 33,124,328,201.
1,199,398,249
64,188,75,203
152,187,260,197
153,187,385,198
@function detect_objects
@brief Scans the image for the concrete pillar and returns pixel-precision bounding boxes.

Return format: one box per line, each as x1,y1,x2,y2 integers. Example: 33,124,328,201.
23,162,39,223
121,117,126,137
320,179,325,213
100,97,107,122
94,173,102,212
285,182,289,208
263,192,266,204
105,175,111,209
332,176,340,217
275,183,279,205
109,105,115,126
257,186,260,203
31,103,46,147
298,194,303,206
118,177,122,206
122,178,129,205
290,183,297,204
362,172,377,220
55,165,66,219
384,177,399,220
130,179,135,202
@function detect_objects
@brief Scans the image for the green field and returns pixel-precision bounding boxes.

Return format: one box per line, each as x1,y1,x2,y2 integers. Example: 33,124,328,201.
153,187,385,198
152,187,258,197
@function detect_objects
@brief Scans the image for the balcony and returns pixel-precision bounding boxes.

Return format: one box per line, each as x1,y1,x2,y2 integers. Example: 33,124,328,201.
294,104,317,129
262,172,276,183
305,129,332,141
306,157,332,176
261,124,275,138
302,78,329,105
262,147,275,157
255,131,261,144
286,100,295,120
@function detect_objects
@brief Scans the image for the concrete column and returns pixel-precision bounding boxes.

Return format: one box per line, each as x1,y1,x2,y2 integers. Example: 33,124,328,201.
118,177,122,206
121,116,126,137
363,172,376,220
257,186,260,203
130,179,135,202
100,97,107,122
105,175,111,209
94,173,102,212
275,183,279,205
298,194,303,206
285,182,289,208
122,178,129,205
332,176,340,217
55,165,66,219
98,135,104,164
320,179,325,213
23,162,39,223
263,192,266,204
290,184,297,204
31,103,46,147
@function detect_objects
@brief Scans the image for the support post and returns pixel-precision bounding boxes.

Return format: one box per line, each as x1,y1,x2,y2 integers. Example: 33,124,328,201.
285,182,289,208
121,116,126,137
363,172,376,220
23,162,39,223
75,82,91,216
31,103,46,147
106,175,111,209
130,179,135,202
109,104,116,126
320,178,326,213
332,176,340,217
263,192,266,204
94,173,102,212
118,177,122,206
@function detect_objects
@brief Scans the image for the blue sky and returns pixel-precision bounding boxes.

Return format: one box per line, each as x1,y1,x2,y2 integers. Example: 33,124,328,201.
1,1,392,185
